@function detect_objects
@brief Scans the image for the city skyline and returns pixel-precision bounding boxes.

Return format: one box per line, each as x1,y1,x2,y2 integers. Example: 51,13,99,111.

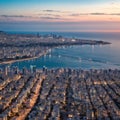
0,0,120,32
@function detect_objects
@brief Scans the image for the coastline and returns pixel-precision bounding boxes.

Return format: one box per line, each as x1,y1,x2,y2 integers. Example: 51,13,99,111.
0,41,111,66
0,49,50,65
0,31,111,66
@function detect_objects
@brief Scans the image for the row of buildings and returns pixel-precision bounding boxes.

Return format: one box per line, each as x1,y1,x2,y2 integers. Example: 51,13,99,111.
0,65,37,76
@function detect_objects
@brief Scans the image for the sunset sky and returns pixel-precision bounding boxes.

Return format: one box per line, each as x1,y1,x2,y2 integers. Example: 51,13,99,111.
0,0,120,32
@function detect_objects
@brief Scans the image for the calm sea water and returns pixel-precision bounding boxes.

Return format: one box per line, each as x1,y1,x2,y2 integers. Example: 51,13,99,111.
0,32,120,70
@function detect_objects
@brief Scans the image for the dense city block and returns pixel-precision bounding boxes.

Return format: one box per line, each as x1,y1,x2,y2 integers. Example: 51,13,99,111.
0,68,120,120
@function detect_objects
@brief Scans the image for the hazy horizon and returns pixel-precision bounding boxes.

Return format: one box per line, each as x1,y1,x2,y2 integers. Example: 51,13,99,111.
0,0,120,32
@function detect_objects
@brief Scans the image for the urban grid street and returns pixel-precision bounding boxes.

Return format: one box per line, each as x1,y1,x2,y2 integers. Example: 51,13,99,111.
0,68,120,120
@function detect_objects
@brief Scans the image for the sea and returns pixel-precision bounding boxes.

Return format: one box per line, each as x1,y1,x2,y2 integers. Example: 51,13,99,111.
0,32,120,70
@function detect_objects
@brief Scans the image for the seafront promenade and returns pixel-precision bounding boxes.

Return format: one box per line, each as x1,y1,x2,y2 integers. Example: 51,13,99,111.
0,68,120,120
0,49,50,65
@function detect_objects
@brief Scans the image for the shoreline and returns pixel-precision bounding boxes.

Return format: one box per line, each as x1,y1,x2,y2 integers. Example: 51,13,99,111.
0,49,50,65
0,31,111,66
0,41,111,66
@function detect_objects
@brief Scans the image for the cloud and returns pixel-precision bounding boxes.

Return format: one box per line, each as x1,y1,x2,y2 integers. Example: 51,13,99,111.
39,12,61,20
40,9,70,13
0,15,34,22
0,15,31,18
38,13,61,17
90,13,120,16
40,16,61,20
42,10,62,13
90,13,106,15
69,13,88,16
0,14,63,22
69,12,120,16
110,13,120,15
40,9,120,18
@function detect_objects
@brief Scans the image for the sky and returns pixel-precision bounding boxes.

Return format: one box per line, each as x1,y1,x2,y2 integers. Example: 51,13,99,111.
0,0,120,32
